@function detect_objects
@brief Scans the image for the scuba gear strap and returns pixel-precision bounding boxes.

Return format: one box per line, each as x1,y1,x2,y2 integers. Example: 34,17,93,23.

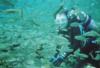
82,16,91,31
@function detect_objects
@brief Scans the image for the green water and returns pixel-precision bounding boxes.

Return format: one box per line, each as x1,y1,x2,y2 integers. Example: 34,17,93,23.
0,0,100,68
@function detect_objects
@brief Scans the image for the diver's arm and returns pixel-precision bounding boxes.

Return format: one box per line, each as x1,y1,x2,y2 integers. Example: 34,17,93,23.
57,28,68,34
56,27,70,39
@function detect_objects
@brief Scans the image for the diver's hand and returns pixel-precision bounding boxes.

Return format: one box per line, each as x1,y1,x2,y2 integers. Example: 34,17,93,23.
50,55,64,67
56,27,62,34
56,27,68,35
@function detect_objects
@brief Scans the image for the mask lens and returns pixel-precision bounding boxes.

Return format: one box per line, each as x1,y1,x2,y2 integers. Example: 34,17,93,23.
55,13,68,29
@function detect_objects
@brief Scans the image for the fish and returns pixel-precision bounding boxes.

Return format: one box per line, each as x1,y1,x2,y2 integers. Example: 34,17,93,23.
0,9,23,19
0,49,8,52
0,9,21,14
0,0,14,6
83,31,100,38
75,35,87,41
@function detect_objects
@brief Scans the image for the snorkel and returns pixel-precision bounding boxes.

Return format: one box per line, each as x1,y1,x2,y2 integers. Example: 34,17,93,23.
54,0,69,32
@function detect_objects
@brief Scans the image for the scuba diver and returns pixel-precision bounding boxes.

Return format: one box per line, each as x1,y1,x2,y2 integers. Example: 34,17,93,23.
55,8,97,48
50,4,100,68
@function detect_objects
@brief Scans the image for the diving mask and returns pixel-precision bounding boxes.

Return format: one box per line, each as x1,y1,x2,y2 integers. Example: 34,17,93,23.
55,13,68,29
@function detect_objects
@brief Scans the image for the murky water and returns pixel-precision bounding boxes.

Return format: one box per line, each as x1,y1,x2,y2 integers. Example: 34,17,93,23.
0,0,100,68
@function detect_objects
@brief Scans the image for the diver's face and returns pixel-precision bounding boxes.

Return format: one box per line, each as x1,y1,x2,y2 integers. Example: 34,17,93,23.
55,13,68,29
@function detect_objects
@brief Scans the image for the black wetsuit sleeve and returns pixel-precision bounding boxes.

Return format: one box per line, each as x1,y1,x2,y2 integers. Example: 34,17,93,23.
58,29,68,35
